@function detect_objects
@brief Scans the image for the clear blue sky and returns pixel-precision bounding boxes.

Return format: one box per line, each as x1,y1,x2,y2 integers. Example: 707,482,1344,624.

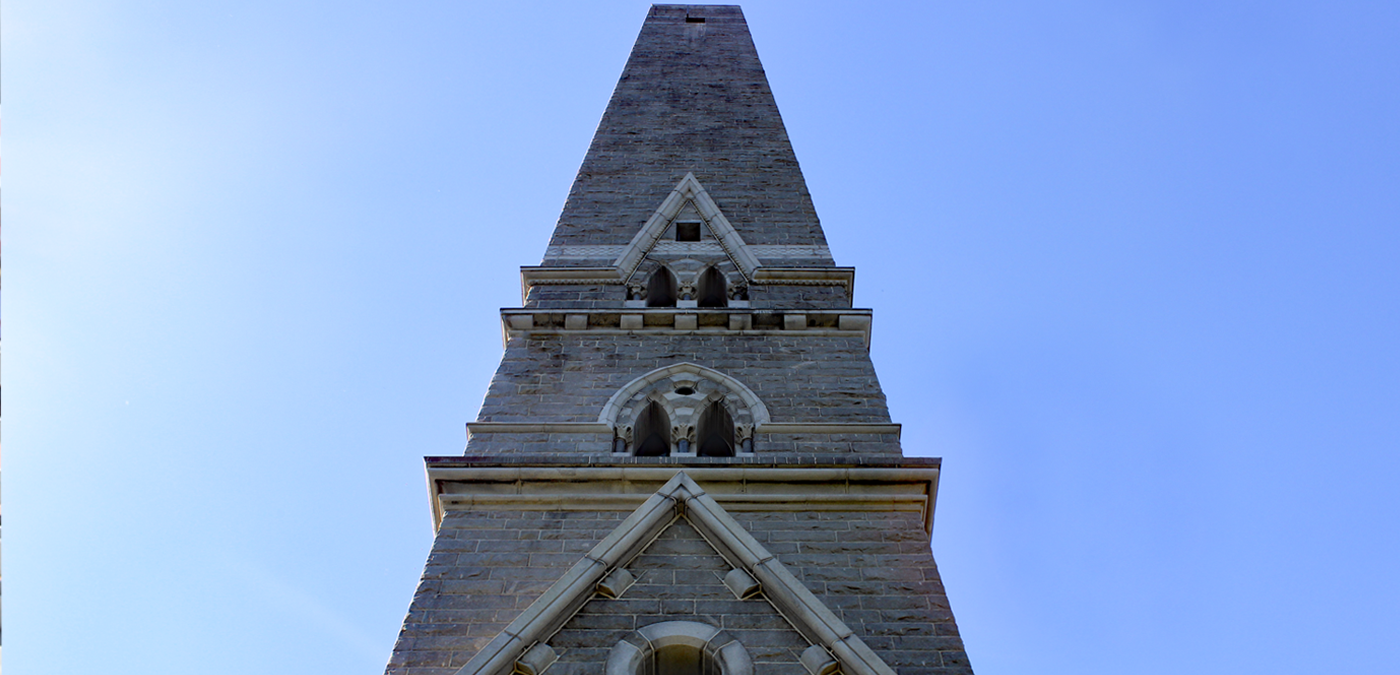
7,1,1399,673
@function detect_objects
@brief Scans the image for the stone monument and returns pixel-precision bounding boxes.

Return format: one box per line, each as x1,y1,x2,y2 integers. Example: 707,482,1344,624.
386,6,975,675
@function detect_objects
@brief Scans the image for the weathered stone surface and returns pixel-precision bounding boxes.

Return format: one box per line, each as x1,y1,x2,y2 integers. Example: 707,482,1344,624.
549,518,810,675
387,5,973,675
735,510,972,675
386,510,627,675
543,5,832,262
469,333,896,458
387,506,972,675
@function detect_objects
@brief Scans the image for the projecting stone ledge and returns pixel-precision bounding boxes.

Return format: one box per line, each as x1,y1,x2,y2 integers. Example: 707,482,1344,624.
500,308,876,348
419,460,944,540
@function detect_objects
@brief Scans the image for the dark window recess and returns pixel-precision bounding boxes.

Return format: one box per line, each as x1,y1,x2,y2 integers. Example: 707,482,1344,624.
634,402,672,457
697,401,735,458
675,221,701,241
656,644,703,675
647,268,678,307
685,16,705,23
697,267,728,308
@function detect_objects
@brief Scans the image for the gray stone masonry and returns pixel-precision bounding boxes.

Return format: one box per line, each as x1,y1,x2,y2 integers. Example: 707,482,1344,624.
475,334,890,424
736,511,972,675
548,518,810,675
522,284,851,311
387,509,628,675
385,506,970,675
388,5,975,675
746,285,852,311
544,5,833,262
461,430,902,459
525,285,630,310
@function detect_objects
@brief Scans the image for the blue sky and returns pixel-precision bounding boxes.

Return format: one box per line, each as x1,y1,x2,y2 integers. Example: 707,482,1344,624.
6,1,1399,673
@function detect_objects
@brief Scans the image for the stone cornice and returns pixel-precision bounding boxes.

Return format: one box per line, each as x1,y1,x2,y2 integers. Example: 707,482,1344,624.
465,422,902,437
498,308,875,348
424,463,941,539
518,266,856,303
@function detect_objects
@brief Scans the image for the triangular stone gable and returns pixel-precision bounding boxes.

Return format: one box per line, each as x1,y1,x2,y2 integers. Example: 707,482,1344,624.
549,518,809,675
615,173,762,283
451,473,897,675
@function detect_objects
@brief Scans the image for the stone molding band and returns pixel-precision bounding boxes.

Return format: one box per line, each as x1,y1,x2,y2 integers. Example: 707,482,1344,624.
544,244,835,259
499,309,874,348
425,465,941,537
435,492,930,512
518,266,856,303
466,422,902,436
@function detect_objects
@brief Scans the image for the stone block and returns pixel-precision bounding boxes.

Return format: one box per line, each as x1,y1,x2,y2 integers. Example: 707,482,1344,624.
595,568,635,598
565,314,589,330
723,568,762,599
838,314,871,331
674,314,699,330
620,314,644,330
515,642,557,675
729,313,752,330
784,314,807,330
800,645,839,675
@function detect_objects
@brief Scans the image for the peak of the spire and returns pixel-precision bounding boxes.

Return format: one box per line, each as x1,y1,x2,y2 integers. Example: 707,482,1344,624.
543,4,833,267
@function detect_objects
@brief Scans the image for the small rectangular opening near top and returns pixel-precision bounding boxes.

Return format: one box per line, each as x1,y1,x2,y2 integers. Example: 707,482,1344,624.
685,16,705,23
675,222,702,241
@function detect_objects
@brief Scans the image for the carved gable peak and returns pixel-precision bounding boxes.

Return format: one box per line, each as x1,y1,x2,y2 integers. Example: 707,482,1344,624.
449,472,897,675
617,173,762,283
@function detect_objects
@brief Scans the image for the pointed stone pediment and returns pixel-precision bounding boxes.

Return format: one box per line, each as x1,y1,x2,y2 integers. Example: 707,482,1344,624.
615,174,763,283
452,472,896,675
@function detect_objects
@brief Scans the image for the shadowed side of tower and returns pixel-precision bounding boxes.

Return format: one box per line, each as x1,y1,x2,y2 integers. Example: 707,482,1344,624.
386,6,975,675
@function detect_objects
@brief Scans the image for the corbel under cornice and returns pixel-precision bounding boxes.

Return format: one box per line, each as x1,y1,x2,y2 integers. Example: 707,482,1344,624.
616,173,762,283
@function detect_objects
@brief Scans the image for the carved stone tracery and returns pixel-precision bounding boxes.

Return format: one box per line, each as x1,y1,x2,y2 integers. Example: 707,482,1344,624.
603,363,766,457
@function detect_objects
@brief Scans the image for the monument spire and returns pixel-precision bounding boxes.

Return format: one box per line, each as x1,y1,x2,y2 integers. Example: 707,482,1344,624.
386,6,975,675
545,4,833,268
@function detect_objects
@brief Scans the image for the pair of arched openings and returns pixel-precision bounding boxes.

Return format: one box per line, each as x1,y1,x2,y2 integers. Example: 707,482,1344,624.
602,363,767,458
645,266,730,308
632,399,737,457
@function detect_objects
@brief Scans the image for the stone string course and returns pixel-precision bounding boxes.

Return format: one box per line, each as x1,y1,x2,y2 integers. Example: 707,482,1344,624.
523,284,852,311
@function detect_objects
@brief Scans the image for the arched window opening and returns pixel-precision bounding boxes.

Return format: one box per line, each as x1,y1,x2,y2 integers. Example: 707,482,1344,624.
647,268,678,308
696,401,735,457
697,267,728,308
634,401,672,456
605,622,754,675
656,644,703,675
